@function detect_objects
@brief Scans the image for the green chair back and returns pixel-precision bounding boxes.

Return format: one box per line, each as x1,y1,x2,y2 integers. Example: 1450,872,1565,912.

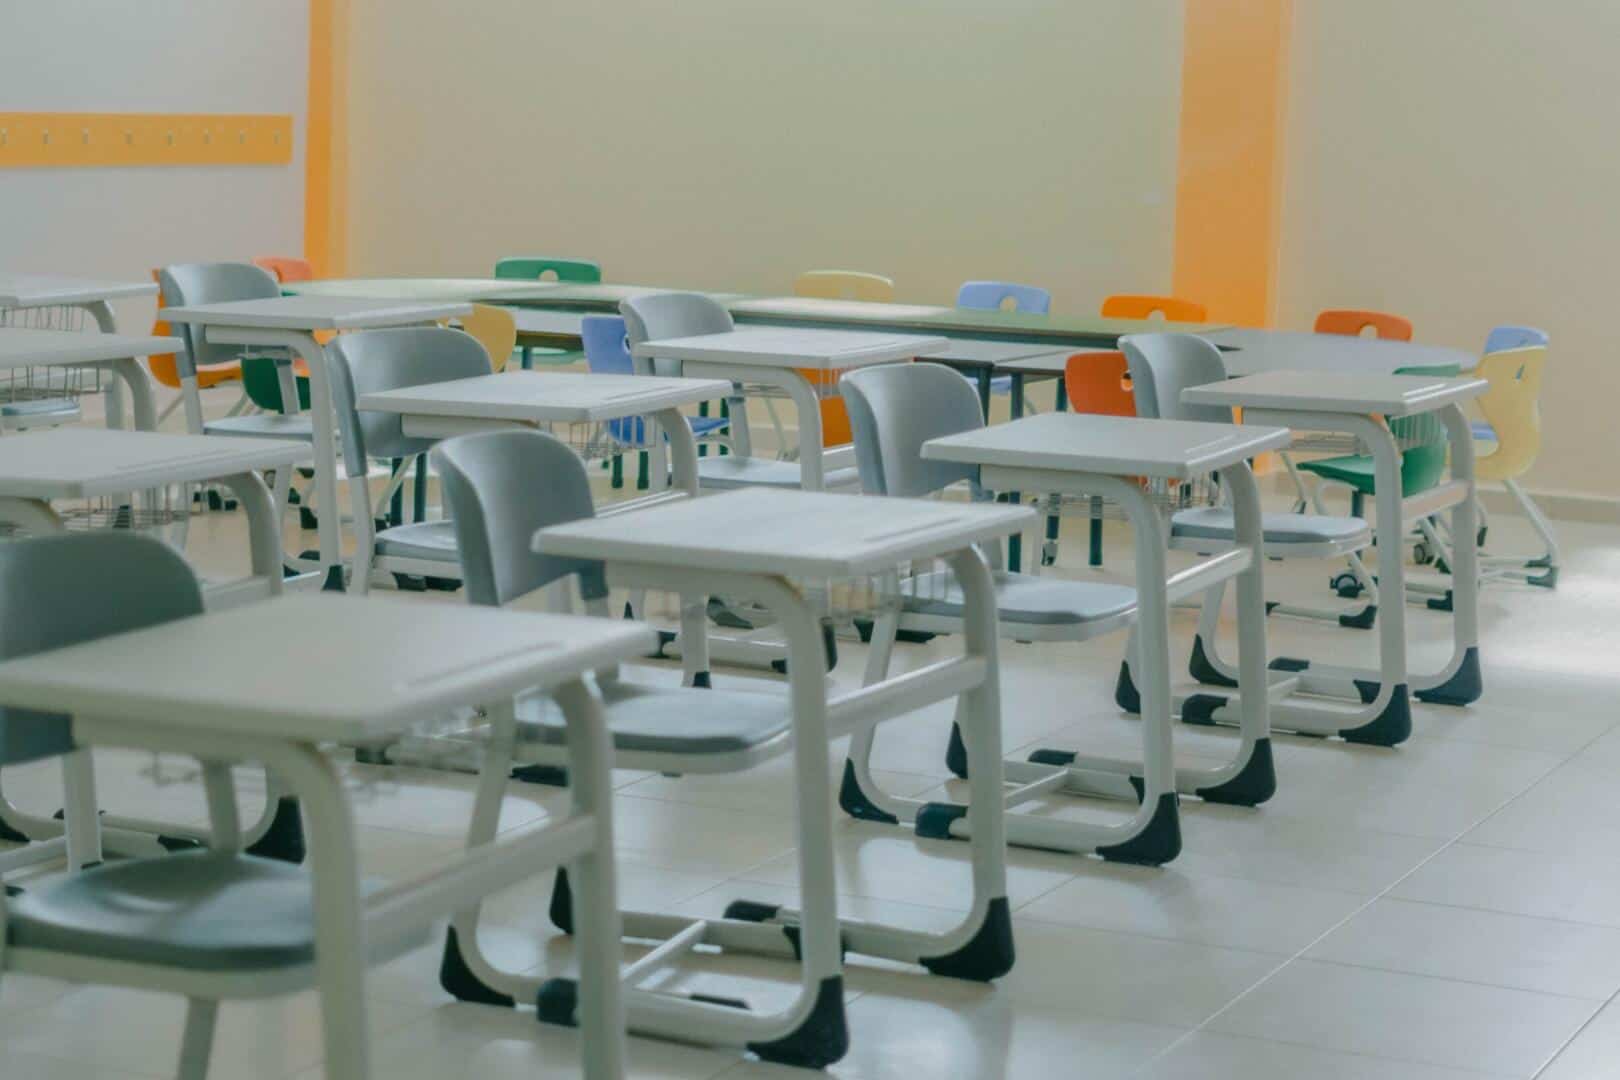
493,257,601,283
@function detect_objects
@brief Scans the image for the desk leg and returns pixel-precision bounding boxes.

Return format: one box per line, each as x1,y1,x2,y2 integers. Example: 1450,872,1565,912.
108,357,158,432
654,408,711,687
1414,406,1482,704
1007,376,1025,572
976,370,992,423
222,470,287,594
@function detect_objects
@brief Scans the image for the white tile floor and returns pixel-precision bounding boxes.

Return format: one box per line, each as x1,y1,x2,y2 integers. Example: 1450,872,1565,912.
2,469,1618,1078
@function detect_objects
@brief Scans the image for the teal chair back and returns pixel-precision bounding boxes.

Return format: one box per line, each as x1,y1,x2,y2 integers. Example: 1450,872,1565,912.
1390,363,1461,495
493,257,601,283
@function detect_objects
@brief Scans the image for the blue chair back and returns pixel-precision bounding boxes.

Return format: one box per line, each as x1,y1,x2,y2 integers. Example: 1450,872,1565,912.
1484,325,1549,354
956,281,1052,316
581,314,643,444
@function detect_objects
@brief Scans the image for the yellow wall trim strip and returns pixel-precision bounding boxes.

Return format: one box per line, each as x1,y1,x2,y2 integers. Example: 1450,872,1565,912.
1171,0,1293,327
0,113,292,168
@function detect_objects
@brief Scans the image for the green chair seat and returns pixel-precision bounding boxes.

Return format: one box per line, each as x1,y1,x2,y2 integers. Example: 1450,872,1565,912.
241,354,311,413
1297,362,1459,498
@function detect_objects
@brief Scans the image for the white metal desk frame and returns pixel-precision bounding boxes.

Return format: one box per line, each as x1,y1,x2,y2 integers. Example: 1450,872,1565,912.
162,297,472,590
0,327,171,434
630,328,949,492
0,428,312,870
1181,372,1487,744
526,489,1028,1063
355,371,732,676
0,276,162,431
0,595,643,1080
913,414,1286,859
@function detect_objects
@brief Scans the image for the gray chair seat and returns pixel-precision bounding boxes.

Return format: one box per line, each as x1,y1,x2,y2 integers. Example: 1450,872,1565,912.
8,852,321,972
374,520,459,563
0,398,79,419
518,681,791,757
697,456,860,491
903,569,1137,629
203,413,315,441
1171,507,1371,551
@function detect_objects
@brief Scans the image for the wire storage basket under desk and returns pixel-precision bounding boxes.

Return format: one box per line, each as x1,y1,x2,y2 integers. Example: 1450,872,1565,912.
0,304,106,431
1026,473,1222,524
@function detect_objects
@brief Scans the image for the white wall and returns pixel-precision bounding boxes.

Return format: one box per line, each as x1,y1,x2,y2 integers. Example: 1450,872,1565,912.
0,0,309,333
1279,0,1620,505
345,0,1183,312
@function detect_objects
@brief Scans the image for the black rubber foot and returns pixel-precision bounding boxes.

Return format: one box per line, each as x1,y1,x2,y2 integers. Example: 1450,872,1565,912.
945,722,969,779
1338,604,1377,630
511,764,569,787
690,671,712,689
244,797,306,864
321,565,345,592
853,617,874,643
1114,661,1141,714
914,802,968,841
424,576,462,592
1180,693,1227,727
921,897,1015,982
1269,656,1310,673
771,658,788,675
1195,738,1276,806
550,868,573,934
299,506,318,531
747,976,849,1069
439,927,516,1007
723,898,782,923
895,629,939,645
535,977,577,1026
838,760,899,825
1340,684,1412,747
769,622,840,677
1527,554,1553,569
1415,647,1483,707
157,833,204,852
3,884,21,897
1427,591,1454,612
353,746,391,766
1529,567,1559,589
1027,748,1077,768
0,816,29,843
1097,792,1181,866
1264,601,1281,615
706,596,758,631
392,573,428,592
1188,636,1238,688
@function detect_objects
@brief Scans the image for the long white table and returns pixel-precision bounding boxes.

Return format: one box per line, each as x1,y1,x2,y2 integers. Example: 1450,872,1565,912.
0,595,648,1079
1203,328,1479,376
1184,370,1488,744
631,327,948,491
162,296,472,590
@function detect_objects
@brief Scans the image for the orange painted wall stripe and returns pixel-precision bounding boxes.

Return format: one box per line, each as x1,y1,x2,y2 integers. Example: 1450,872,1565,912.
304,0,348,277
1171,0,1293,328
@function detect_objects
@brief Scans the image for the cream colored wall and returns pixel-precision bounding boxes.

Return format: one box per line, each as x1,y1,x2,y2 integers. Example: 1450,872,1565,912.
1279,0,1620,504
344,0,1183,313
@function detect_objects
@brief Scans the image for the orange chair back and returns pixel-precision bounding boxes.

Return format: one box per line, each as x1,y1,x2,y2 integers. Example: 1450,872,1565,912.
253,256,315,284
1064,352,1135,417
1100,295,1208,323
1313,309,1412,341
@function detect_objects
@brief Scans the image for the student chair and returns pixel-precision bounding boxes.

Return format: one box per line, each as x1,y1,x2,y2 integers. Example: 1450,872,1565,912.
956,280,1052,405
0,534,398,1080
1050,350,1138,568
1314,309,1413,340
494,257,600,368
621,292,859,489
146,269,247,427
432,429,860,1064
251,256,315,284
1101,295,1209,323
159,262,315,529
790,272,897,448
326,326,494,593
580,314,730,490
1120,333,1373,682
458,303,519,373
1463,340,1557,586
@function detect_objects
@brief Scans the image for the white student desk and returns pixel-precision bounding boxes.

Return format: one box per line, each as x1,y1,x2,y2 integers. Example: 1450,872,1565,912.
0,328,175,432
1205,329,1479,376
0,595,646,1079
534,488,1030,1065
162,296,472,590
631,327,948,491
1183,371,1487,745
0,427,313,872
923,413,1289,861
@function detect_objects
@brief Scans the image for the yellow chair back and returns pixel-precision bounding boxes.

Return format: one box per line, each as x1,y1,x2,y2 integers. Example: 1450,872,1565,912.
1474,345,1548,482
458,304,519,372
793,270,895,303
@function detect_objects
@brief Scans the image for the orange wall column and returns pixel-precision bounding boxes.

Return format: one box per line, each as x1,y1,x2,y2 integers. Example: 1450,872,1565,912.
305,0,349,276
1171,0,1292,327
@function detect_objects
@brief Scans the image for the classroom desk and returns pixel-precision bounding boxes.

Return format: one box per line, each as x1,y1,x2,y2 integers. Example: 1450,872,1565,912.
0,427,312,872
920,339,1069,419
535,488,1030,1063
923,413,1288,860
163,296,472,590
0,595,646,1079
1183,371,1487,745
1207,328,1479,376
0,328,174,432
631,327,947,491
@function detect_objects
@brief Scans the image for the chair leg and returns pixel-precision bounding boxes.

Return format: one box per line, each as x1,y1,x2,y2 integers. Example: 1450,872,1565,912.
177,997,219,1080
60,750,102,871
1507,478,1561,569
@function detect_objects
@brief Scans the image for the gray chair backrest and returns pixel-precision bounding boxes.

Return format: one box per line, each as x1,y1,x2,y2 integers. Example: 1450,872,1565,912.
326,327,493,477
0,534,203,766
619,292,734,378
840,362,982,497
431,430,607,608
1119,332,1232,424
158,262,283,377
